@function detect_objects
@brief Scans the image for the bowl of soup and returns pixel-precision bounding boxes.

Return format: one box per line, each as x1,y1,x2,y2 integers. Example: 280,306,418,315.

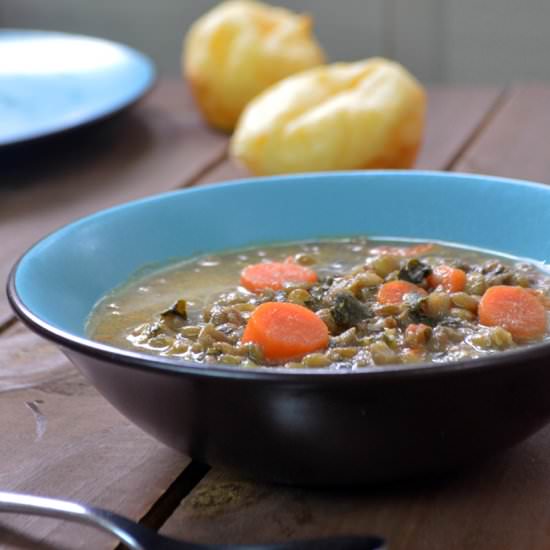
8,171,550,485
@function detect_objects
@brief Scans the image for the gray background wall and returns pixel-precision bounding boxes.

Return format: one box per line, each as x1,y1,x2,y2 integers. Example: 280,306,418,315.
2,0,549,84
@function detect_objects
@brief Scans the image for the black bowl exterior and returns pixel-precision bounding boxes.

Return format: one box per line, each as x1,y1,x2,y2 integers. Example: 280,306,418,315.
62,345,550,486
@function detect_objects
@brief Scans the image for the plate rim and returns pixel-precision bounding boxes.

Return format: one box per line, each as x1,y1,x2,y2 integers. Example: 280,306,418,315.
0,28,157,147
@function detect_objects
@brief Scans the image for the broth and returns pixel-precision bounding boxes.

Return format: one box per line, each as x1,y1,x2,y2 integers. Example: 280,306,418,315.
88,238,550,369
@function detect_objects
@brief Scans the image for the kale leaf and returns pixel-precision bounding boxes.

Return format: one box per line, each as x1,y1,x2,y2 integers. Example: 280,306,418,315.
330,291,372,329
399,259,432,284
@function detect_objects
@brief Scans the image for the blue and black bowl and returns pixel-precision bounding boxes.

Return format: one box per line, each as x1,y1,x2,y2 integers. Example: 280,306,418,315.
7,171,550,485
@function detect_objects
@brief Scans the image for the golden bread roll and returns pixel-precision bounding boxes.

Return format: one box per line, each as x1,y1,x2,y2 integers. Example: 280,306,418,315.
183,0,325,131
230,58,426,174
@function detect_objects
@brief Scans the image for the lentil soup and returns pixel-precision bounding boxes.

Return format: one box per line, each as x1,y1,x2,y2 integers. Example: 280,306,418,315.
87,239,550,369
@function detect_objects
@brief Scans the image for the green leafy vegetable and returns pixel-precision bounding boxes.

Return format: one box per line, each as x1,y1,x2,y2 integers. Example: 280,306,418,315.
399,259,432,284
161,299,188,320
330,291,372,329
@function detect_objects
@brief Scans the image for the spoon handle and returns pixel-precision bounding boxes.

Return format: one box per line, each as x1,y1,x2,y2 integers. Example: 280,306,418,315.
0,491,386,550
0,491,159,550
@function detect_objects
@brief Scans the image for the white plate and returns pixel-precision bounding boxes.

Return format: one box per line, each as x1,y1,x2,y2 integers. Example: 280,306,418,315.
0,30,156,146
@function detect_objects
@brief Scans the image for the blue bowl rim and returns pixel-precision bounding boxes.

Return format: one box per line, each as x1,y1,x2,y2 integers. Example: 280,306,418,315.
7,169,550,383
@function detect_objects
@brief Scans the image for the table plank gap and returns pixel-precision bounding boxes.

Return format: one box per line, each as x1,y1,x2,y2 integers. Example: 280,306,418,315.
175,145,229,190
417,86,504,170
0,316,18,337
454,84,550,183
114,462,211,550
446,88,510,170
139,461,211,531
0,318,27,338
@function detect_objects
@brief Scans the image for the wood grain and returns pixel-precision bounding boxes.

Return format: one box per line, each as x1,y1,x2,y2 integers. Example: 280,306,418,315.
454,84,550,183
417,86,504,170
0,80,227,325
0,327,188,549
0,329,74,393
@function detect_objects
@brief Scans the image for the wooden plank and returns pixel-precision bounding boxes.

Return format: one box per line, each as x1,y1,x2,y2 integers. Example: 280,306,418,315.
195,159,248,187
453,85,550,183
159,87,519,547
0,318,24,338
160,430,550,550
0,79,227,325
0,327,188,549
0,327,75,392
417,86,503,170
194,87,503,187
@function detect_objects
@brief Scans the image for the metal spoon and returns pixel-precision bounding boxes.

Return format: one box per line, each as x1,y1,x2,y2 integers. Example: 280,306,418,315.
0,491,386,550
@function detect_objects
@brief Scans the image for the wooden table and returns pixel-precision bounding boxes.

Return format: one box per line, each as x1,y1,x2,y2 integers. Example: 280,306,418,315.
2,80,550,550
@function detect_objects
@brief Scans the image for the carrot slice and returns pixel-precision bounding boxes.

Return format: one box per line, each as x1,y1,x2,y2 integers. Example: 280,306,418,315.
240,261,317,293
242,302,329,363
427,265,467,292
377,280,428,305
478,285,547,342
370,243,434,257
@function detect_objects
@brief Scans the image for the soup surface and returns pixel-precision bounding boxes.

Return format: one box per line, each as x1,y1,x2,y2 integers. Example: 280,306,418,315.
88,238,550,369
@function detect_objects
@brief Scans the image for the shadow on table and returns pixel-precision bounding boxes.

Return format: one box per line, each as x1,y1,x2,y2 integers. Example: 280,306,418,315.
173,427,550,549
0,110,154,192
